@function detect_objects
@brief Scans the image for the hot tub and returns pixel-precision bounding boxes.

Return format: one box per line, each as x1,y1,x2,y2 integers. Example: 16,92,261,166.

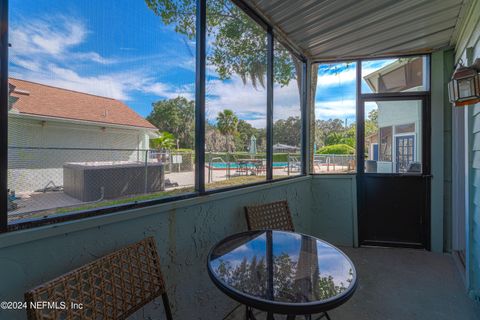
63,161,165,202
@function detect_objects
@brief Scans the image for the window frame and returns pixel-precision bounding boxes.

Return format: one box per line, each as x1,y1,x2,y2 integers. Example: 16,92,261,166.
312,54,431,176
0,0,308,232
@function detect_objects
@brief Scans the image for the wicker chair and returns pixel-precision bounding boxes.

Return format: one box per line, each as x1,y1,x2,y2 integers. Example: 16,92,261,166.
24,237,172,320
244,200,295,232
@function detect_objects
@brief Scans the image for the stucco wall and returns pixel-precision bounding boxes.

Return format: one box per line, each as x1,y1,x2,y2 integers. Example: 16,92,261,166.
8,116,149,192
310,175,357,247
0,177,315,319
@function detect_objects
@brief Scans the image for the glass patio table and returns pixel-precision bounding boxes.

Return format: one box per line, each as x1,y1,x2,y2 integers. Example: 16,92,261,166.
207,230,357,319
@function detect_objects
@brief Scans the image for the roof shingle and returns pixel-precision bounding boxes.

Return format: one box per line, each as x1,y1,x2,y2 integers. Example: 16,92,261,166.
8,78,157,130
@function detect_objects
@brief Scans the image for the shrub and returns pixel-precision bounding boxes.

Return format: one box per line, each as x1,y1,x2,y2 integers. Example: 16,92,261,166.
317,144,355,155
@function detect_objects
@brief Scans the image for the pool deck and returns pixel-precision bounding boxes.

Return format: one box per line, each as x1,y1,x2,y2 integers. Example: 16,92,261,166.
9,165,343,218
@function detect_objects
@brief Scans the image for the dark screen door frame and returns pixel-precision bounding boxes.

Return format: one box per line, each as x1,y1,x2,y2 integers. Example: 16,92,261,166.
357,92,432,249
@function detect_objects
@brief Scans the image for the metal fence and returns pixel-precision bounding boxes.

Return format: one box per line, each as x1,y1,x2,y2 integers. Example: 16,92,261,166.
7,147,304,219
205,152,302,183
7,147,195,219
314,154,356,173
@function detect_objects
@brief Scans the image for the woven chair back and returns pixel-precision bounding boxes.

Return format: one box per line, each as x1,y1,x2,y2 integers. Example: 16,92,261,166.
244,200,295,232
25,237,172,320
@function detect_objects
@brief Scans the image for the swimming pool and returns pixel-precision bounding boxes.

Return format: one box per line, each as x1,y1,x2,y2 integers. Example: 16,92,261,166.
207,162,289,169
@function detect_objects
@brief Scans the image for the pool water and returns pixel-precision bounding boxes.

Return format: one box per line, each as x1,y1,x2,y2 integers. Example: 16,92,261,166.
207,162,289,169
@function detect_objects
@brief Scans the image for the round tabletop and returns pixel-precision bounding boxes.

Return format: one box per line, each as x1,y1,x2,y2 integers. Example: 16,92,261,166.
207,230,357,315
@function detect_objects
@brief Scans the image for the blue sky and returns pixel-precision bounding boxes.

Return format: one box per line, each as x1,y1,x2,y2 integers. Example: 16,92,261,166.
315,60,394,123
9,0,392,129
10,0,196,117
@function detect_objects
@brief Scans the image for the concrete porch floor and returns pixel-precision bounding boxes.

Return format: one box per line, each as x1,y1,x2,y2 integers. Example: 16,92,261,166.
227,247,480,320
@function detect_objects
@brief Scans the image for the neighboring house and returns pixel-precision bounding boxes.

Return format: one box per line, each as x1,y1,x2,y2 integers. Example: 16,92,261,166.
363,57,426,173
8,78,158,193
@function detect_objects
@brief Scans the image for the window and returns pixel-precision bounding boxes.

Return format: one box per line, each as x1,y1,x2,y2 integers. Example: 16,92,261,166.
314,62,357,174
205,0,267,190
7,0,197,224
273,40,303,179
1,0,306,231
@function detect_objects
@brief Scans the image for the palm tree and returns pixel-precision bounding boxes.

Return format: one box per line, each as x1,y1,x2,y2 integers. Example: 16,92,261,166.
217,109,239,153
150,131,176,150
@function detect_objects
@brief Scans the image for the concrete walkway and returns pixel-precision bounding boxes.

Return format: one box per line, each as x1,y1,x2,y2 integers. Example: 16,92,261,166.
227,247,480,320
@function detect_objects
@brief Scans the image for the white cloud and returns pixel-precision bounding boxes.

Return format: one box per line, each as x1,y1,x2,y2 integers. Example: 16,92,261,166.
10,57,41,72
316,64,390,89
32,20,85,55
317,68,356,87
10,15,114,65
315,99,356,119
143,83,176,99
205,76,302,128
9,13,301,127
9,14,196,103
74,52,117,65
142,82,195,101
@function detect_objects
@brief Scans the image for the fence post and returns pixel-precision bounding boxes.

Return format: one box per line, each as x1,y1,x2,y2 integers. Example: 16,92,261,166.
287,153,290,176
208,152,212,184
177,152,181,173
144,149,148,194
227,152,230,179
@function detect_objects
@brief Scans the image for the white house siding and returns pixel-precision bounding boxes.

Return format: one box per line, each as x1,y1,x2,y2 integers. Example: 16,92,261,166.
8,116,150,192
376,100,422,173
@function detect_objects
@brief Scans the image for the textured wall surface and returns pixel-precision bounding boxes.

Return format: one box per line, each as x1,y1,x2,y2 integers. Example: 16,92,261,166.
0,178,314,319
310,175,357,247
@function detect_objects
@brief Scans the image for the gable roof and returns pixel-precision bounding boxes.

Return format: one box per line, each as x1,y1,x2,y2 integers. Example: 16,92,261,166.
363,57,425,93
8,78,157,130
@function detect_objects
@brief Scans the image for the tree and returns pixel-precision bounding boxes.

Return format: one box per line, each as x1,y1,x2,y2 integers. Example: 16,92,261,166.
146,97,195,149
145,0,296,88
217,109,238,152
368,109,378,123
205,126,234,152
315,119,345,147
145,0,320,166
150,131,176,150
273,116,301,147
236,119,257,152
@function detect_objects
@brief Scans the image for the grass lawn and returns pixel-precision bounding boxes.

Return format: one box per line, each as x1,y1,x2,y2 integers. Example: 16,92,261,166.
27,175,285,219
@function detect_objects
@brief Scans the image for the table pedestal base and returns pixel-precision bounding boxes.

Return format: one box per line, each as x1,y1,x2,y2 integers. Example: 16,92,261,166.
245,306,331,320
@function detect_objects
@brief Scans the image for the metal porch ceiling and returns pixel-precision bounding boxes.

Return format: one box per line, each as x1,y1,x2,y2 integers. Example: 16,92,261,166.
244,0,469,61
